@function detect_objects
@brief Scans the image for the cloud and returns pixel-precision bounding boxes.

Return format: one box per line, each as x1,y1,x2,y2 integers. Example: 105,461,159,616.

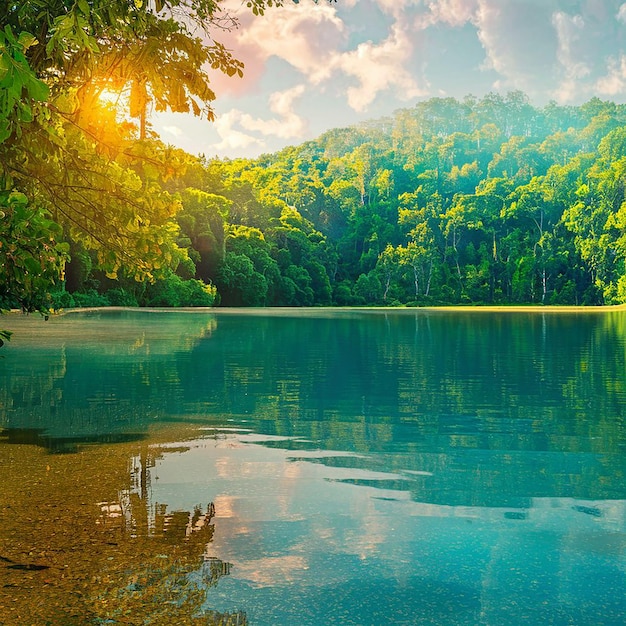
234,3,346,85
553,12,589,79
212,110,266,152
238,85,308,138
212,85,309,153
216,1,429,113
423,0,479,27
161,125,183,137
595,55,626,96
161,0,626,161
335,24,427,111
473,1,561,97
548,1,626,102
373,0,423,20
212,0,626,110
199,1,345,99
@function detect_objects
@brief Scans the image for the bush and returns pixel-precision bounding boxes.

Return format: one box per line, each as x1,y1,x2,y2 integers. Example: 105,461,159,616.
179,278,218,306
333,280,358,306
141,274,217,307
49,289,75,309
72,289,111,307
106,288,139,307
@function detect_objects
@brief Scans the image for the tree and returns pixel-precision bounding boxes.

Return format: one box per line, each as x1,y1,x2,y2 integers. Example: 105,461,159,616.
218,252,268,306
177,188,230,282
0,0,333,325
396,189,440,299
0,190,68,311
376,244,401,302
217,226,277,305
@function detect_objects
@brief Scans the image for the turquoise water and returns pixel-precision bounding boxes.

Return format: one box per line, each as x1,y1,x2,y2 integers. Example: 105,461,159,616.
1,308,626,624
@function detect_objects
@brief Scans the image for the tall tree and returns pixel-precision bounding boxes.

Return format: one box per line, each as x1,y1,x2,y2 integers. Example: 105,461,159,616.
0,0,332,318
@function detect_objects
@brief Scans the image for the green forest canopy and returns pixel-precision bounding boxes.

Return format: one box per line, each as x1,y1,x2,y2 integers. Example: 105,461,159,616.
2,1,626,312
0,0,330,317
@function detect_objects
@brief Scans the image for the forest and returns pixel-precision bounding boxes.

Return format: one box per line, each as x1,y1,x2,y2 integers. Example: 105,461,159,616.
157,93,626,308
3,1,626,314
39,94,626,308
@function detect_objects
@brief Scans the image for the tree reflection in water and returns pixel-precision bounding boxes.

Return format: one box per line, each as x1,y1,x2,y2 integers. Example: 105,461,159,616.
0,429,246,626
94,445,245,625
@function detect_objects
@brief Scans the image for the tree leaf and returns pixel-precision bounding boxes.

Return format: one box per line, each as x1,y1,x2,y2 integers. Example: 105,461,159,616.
24,255,43,276
24,74,50,102
0,52,10,82
17,32,38,50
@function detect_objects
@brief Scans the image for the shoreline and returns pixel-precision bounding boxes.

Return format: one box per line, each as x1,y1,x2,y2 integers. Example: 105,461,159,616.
3,303,626,317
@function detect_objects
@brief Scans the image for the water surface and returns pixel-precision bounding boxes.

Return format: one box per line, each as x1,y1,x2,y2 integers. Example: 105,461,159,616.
1,308,625,625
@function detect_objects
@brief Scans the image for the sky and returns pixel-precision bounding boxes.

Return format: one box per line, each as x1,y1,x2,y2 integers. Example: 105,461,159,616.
152,0,626,160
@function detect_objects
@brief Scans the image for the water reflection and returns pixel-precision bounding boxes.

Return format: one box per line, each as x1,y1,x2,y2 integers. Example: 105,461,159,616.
0,310,217,443
5,309,624,502
0,428,246,625
142,430,626,626
1,308,626,624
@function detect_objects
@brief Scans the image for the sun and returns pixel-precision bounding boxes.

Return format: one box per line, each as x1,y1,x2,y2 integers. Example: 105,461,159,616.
98,87,124,107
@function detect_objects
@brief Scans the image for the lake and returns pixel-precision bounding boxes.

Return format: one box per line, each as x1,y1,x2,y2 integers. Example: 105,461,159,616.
1,307,625,625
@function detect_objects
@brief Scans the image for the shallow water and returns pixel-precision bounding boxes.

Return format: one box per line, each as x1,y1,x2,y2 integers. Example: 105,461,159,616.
1,308,625,625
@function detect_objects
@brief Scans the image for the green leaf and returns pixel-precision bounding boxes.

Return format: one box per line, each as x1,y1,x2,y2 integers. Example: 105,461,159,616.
17,32,38,50
17,103,33,123
0,53,10,82
24,255,43,276
25,75,50,102
3,25,16,44
8,191,28,208
0,121,10,144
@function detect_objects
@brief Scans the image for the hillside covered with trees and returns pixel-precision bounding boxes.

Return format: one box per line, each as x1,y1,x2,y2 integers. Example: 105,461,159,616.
46,93,626,308
2,1,626,312
0,0,626,310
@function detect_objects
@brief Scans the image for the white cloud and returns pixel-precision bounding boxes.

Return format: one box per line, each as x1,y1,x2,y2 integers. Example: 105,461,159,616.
553,12,589,79
473,0,560,97
424,0,479,27
372,0,478,33
161,125,183,137
157,0,626,160
239,85,308,138
595,55,626,96
212,110,266,152
548,2,626,102
212,85,308,152
235,3,345,85
550,11,591,102
224,2,427,113
374,0,422,20
551,77,581,103
335,24,426,111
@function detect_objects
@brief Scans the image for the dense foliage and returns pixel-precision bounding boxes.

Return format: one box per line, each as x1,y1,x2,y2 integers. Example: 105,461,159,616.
0,0,331,318
1,0,626,310
131,92,626,307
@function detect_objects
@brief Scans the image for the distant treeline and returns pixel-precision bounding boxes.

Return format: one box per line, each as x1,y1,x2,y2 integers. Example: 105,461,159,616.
52,92,626,307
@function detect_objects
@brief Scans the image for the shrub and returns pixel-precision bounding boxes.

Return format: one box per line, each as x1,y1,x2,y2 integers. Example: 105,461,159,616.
106,288,139,307
49,289,75,309
141,273,217,307
72,289,111,307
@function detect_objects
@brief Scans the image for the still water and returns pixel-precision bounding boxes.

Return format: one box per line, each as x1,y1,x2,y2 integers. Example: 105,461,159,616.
0,308,625,625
